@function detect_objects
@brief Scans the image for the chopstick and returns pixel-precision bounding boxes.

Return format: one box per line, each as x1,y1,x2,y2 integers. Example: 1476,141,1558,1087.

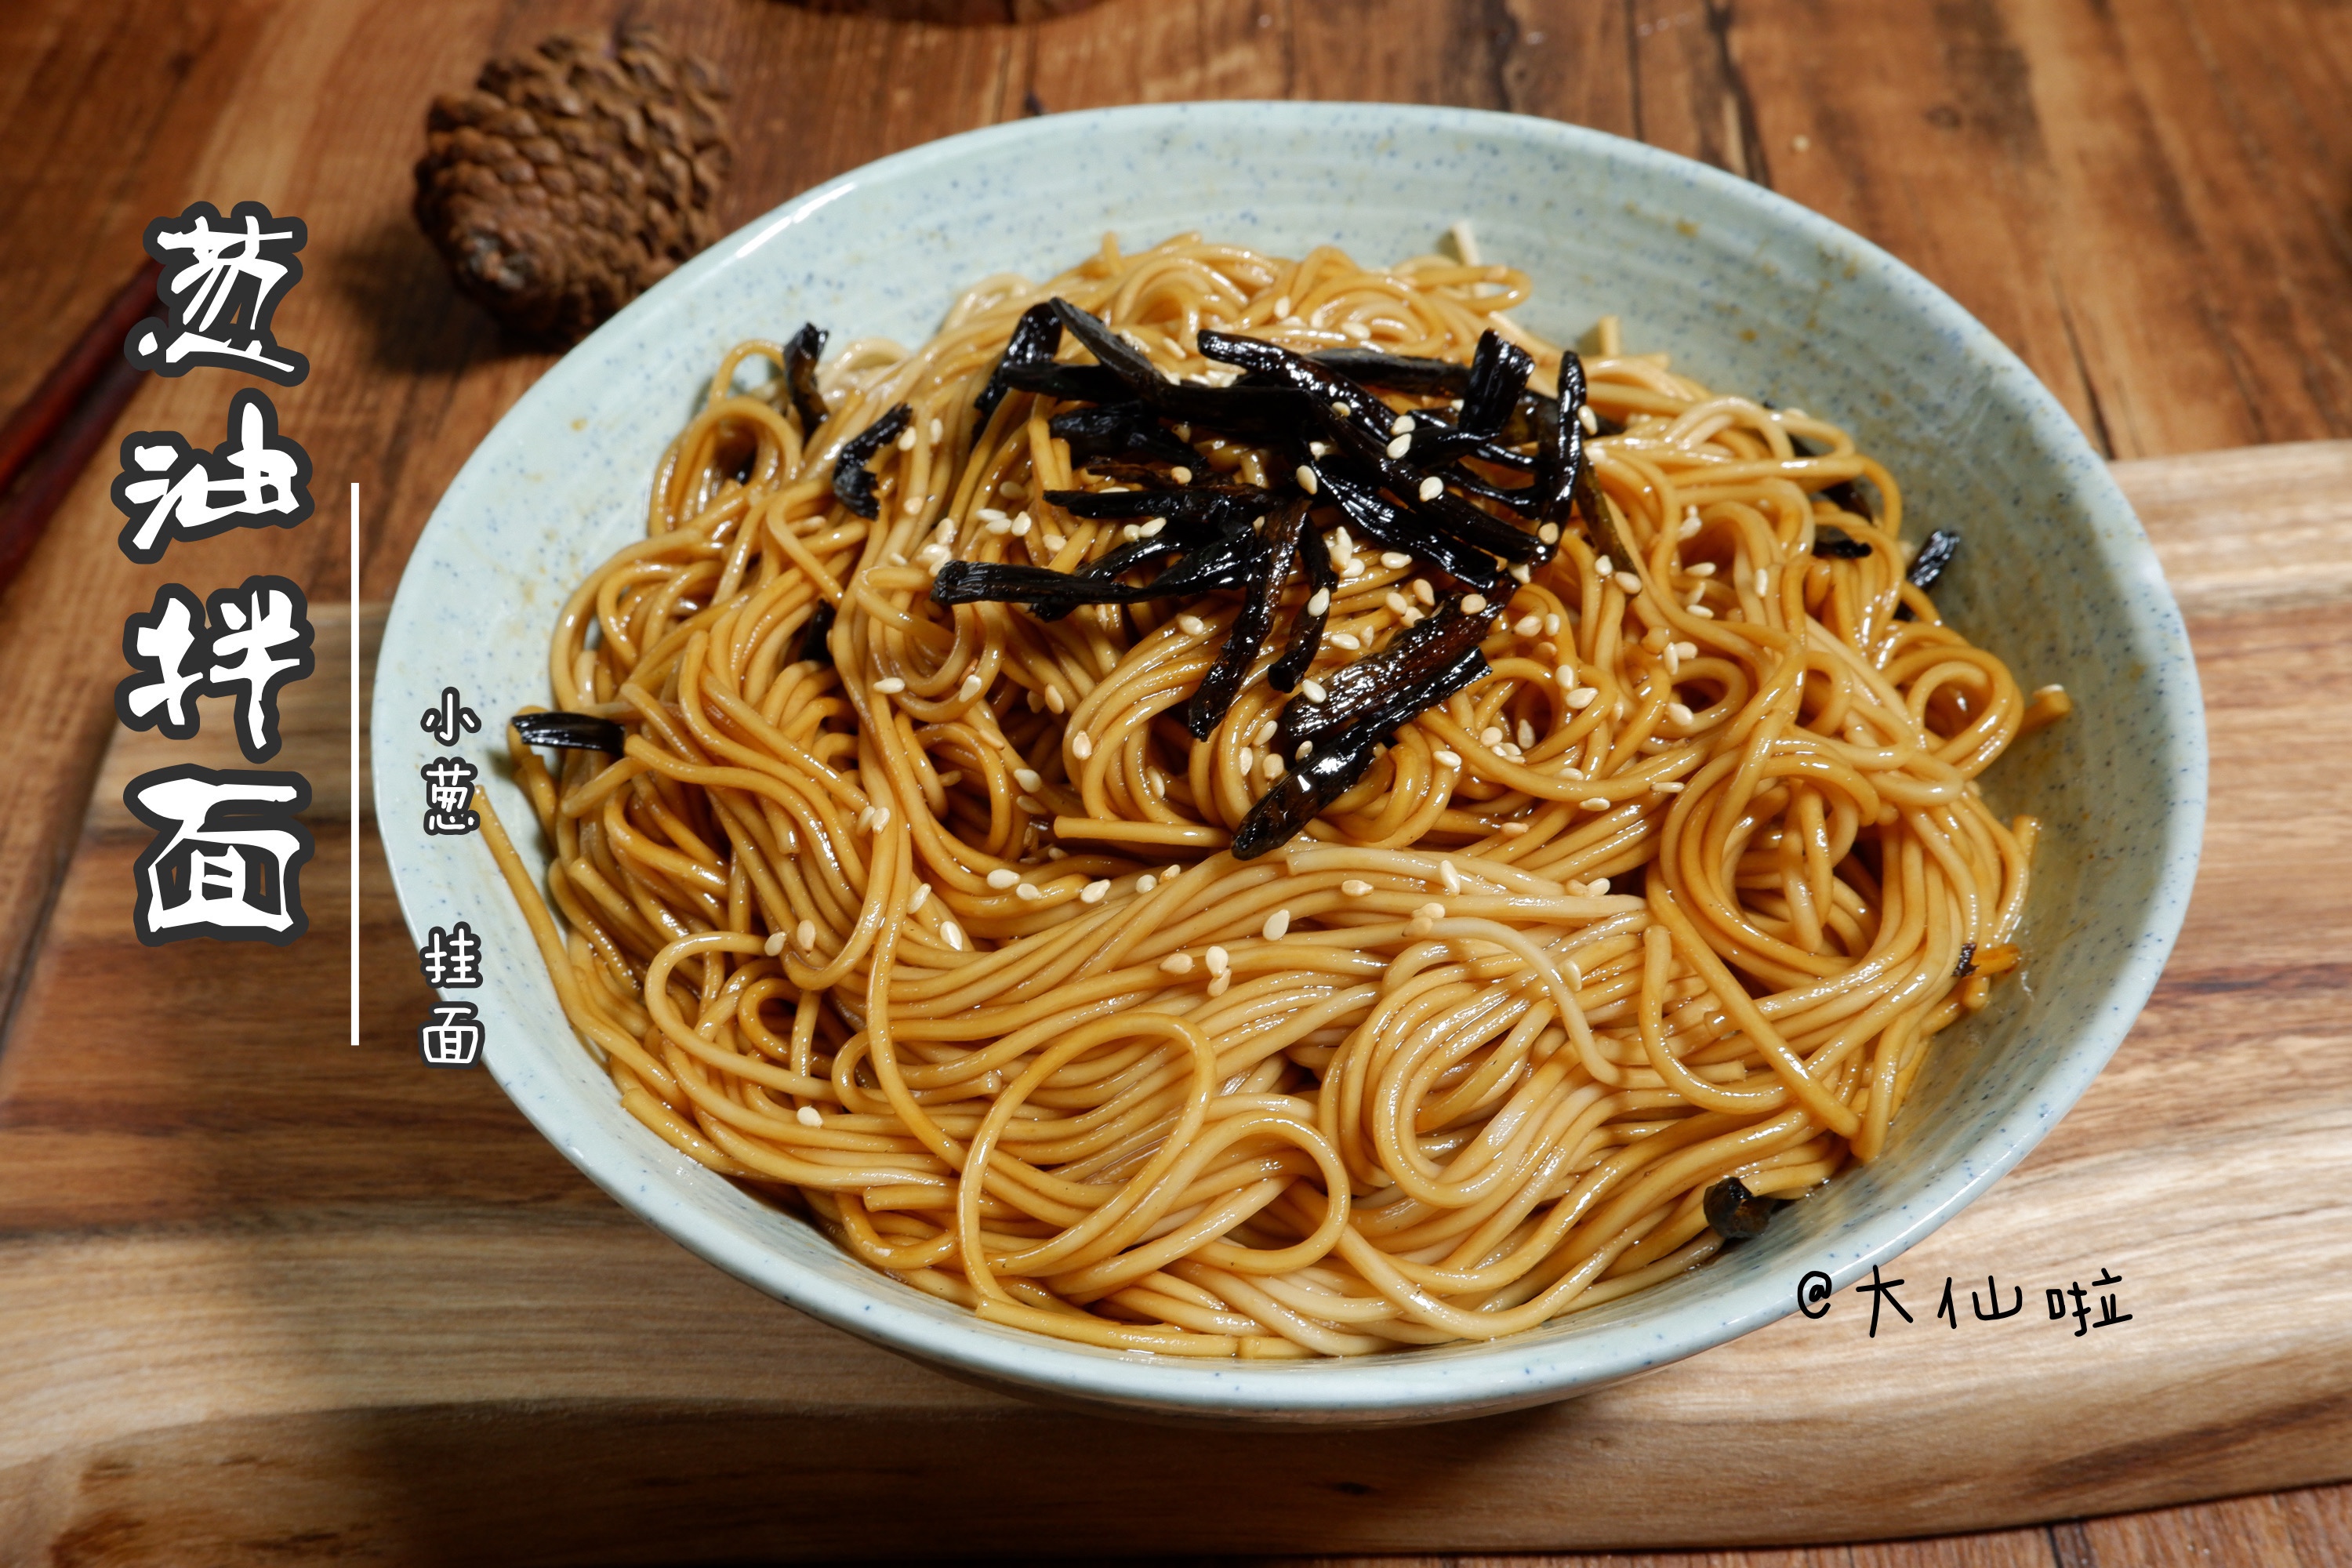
0,258,163,597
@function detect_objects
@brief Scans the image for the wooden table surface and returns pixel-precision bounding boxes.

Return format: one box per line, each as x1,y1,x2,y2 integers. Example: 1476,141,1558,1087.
4,2,2350,1564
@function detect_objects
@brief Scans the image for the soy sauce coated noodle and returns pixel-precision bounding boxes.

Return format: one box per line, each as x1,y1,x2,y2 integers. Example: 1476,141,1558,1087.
477,234,2067,1358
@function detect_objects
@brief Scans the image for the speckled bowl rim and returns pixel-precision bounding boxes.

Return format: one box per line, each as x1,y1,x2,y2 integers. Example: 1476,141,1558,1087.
376,102,2204,1424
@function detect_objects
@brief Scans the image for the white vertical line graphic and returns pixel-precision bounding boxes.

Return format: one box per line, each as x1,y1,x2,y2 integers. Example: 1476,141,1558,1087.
350,481,361,1047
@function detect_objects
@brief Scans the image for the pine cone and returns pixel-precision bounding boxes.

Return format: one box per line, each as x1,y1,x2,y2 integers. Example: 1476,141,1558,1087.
414,25,732,346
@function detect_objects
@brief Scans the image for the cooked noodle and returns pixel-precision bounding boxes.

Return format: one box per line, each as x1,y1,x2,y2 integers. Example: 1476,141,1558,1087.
477,233,2062,1357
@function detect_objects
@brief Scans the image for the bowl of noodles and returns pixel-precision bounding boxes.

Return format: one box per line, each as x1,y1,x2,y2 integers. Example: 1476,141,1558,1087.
376,102,2203,1423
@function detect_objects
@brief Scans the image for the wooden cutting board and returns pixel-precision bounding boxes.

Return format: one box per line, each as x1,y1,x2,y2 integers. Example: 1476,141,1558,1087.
1,444,2347,1566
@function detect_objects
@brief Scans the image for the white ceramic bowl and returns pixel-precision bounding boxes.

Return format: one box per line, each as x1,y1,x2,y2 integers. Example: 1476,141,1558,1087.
375,103,2205,1425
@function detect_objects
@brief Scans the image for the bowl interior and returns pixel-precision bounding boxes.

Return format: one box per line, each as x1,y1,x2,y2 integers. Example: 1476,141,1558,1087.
373,102,2203,1424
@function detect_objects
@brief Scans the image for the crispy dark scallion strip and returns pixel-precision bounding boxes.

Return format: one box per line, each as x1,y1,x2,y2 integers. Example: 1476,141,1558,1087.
1233,598,1497,859
975,302,1062,423
512,711,627,753
831,402,913,520
1703,1176,1777,1240
782,323,829,436
1185,496,1311,739
1907,528,1960,590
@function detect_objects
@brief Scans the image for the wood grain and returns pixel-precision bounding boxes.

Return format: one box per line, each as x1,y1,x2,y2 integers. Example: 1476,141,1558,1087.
0,446,2346,1566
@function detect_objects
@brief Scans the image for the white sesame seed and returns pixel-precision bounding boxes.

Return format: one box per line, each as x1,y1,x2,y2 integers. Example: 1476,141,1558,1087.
1045,687,1065,714
1342,558,1367,579
1296,464,1319,494
1594,555,1613,578
1544,614,1563,635
1755,568,1771,595
1238,747,1254,773
1501,822,1530,836
1385,591,1411,615
927,417,944,445
1171,466,1192,483
958,673,984,701
1273,296,1291,318
764,931,786,956
1515,614,1543,637
1434,749,1463,768
1578,404,1600,434
1581,796,1610,811
1341,879,1374,896
1400,607,1424,626
1264,753,1284,779
1307,587,1330,616
1615,572,1642,593
1656,780,1686,793
797,1105,823,1127
1417,475,1443,501
1588,877,1610,895
1166,865,1181,878
1044,531,1067,551
1015,882,1042,901
1254,719,1279,746
984,514,1011,535
910,882,931,911
1680,507,1703,539
1517,719,1536,748
797,918,818,949
1675,641,1699,659
1538,523,1561,545
1206,945,1231,977
1160,950,1193,973
1138,873,1158,893
978,506,1007,524
985,868,1019,890
1510,563,1532,583
1149,770,1167,797
874,677,906,694
942,921,963,950
896,426,918,452
1013,768,1043,793
1301,677,1328,702
1025,691,1044,713
1380,551,1413,569
1011,513,1033,537
1667,702,1695,726
1342,321,1371,340
1386,434,1412,459
1207,973,1232,997
1330,632,1361,651
902,495,924,515
1262,909,1292,941
1690,604,1715,618
1072,732,1094,760
1687,561,1717,578
1439,859,1463,895
1142,517,1167,537
1461,593,1488,614
1294,742,1313,760
1332,401,1354,418
871,807,891,832
1120,524,1141,542
1411,579,1436,606
1174,614,1208,638
857,806,875,831
1417,901,1447,921
1480,726,1505,747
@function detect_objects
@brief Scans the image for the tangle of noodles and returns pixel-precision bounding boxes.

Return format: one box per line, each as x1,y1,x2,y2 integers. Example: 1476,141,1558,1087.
478,233,2069,1358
